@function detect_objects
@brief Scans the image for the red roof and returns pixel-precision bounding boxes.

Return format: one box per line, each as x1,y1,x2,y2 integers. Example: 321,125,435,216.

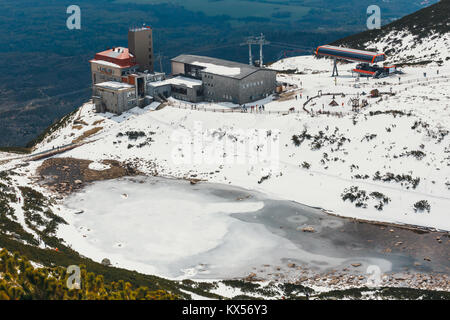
92,47,137,68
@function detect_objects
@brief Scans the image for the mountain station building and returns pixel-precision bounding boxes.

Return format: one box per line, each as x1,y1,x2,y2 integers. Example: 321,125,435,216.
91,28,277,114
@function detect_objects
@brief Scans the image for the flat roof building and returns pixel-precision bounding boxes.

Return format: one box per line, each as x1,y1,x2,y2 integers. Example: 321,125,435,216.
90,31,277,114
93,81,137,114
90,47,139,85
171,54,276,104
147,76,203,103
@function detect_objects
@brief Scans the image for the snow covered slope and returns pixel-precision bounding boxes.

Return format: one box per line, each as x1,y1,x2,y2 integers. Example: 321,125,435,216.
24,52,450,232
333,0,450,64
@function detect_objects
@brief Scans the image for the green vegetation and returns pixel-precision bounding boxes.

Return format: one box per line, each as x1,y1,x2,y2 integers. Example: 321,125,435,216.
279,282,313,299
19,186,68,248
0,147,32,155
25,108,79,149
115,0,311,21
341,186,390,210
0,248,177,300
292,127,350,151
373,171,420,189
0,171,40,246
316,286,450,300
413,200,431,213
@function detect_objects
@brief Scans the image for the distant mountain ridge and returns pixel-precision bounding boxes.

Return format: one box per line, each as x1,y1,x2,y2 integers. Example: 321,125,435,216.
333,0,450,65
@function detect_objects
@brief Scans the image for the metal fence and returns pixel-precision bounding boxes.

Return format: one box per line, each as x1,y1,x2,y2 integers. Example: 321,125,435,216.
169,74,449,117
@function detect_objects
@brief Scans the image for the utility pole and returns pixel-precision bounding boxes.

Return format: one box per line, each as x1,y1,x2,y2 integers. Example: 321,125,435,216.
241,36,258,66
256,33,270,67
241,34,270,67
155,52,166,73
332,58,339,77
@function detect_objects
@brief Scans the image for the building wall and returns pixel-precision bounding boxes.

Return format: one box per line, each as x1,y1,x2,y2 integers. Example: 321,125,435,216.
171,61,185,75
201,69,276,105
171,85,203,103
202,73,239,104
94,87,136,114
91,62,122,85
147,84,171,99
128,28,154,73
148,83,203,103
238,70,276,104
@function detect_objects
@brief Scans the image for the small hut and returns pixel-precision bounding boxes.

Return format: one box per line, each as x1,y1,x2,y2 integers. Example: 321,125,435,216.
370,89,380,98
329,99,339,107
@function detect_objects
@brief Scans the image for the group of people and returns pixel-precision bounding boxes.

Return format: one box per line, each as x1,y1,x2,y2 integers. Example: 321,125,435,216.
240,104,266,113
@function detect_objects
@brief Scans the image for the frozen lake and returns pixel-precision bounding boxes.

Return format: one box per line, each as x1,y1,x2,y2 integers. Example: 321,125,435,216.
60,176,449,280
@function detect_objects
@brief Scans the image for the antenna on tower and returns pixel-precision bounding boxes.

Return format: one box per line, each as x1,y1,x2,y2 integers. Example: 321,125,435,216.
155,52,166,73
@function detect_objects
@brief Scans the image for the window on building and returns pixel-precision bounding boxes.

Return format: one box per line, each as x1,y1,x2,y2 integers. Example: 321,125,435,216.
172,86,187,95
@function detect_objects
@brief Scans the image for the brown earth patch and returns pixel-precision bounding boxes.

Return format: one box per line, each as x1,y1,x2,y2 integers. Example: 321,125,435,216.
92,119,105,126
37,157,141,195
278,91,298,102
72,127,103,144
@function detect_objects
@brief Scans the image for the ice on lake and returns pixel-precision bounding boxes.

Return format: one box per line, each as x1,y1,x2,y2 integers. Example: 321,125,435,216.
60,176,396,279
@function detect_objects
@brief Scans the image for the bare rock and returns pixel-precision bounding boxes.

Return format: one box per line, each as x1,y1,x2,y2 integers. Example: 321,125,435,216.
101,258,112,266
302,226,315,233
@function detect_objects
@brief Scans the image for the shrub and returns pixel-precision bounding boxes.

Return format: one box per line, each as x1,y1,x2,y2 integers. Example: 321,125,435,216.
413,200,431,213
301,162,311,169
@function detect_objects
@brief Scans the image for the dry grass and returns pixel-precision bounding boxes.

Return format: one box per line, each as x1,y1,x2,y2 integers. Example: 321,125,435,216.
72,127,103,144
92,119,105,126
73,119,88,126
72,125,83,130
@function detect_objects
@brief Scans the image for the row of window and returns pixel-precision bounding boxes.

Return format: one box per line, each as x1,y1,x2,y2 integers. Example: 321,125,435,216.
97,66,113,74
223,94,233,100
204,74,214,79
121,68,137,76
204,83,214,87
242,80,264,89
172,86,188,95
